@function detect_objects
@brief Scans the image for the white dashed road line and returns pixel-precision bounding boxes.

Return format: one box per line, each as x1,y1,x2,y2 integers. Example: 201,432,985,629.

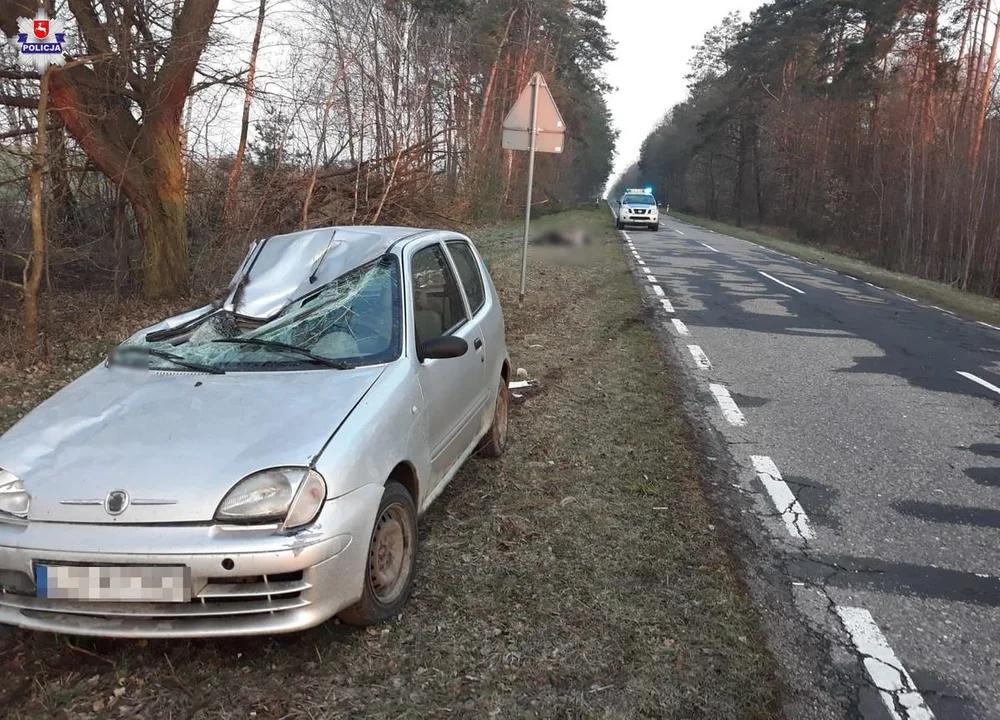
836,607,936,720
674,229,684,235
671,318,689,336
646,274,656,283
660,299,675,313
759,271,806,295
957,371,1000,396
977,321,1000,331
750,455,815,540
700,242,718,252
896,292,917,302
637,260,647,267
651,284,665,297
709,384,746,427
930,305,955,315
687,345,712,370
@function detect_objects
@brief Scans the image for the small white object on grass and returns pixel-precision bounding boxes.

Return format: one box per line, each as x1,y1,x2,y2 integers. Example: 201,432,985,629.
516,367,529,379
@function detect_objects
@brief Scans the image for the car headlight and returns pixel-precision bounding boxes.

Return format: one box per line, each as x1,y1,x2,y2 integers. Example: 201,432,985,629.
0,469,30,518
215,467,327,529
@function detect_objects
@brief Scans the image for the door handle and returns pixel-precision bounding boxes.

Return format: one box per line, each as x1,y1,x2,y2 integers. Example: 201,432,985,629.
474,338,483,350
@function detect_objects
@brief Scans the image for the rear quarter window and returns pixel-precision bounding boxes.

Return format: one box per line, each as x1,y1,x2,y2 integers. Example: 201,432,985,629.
446,240,487,315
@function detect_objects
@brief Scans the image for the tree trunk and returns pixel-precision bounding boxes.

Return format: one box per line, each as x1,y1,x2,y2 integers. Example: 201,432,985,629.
224,0,267,226
131,118,189,300
972,2,1000,165
24,69,51,357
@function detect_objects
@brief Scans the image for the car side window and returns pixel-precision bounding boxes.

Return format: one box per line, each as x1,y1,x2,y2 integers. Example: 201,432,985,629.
446,240,486,315
411,244,469,346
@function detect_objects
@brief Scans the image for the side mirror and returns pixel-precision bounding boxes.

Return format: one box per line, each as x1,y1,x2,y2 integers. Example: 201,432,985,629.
418,335,468,362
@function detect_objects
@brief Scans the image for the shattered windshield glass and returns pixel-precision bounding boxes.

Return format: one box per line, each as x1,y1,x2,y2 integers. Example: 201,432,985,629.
117,257,401,372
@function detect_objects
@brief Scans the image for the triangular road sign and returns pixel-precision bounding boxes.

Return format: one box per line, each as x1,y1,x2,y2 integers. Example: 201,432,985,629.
502,72,566,154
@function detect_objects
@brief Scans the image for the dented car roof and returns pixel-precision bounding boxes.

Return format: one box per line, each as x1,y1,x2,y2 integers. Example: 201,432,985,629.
224,226,427,320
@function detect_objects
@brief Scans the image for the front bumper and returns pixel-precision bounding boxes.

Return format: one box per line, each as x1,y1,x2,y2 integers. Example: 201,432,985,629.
619,214,658,225
0,483,383,638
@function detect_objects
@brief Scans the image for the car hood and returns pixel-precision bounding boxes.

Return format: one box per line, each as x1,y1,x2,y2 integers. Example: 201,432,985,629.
0,364,385,524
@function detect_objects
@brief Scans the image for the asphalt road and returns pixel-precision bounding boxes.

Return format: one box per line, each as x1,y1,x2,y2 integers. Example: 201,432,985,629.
617,209,1000,720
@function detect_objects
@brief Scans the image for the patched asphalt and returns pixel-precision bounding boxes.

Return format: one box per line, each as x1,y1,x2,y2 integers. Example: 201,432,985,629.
622,213,1000,720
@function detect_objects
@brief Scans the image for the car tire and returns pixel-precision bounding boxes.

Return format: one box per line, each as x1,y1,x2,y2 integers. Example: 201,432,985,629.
338,480,418,627
476,376,509,458
616,220,624,230
651,223,659,231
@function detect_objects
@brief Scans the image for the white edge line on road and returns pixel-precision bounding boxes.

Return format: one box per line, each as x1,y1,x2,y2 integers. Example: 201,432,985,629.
675,229,684,235
687,344,712,370
896,292,917,302
637,260,647,266
930,305,956,315
957,371,1000,396
836,606,936,720
652,284,665,297
709,384,746,427
844,274,860,281
646,274,656,282
660,298,675,313
623,232,630,240
978,321,1000,331
700,242,718,252
759,271,806,295
750,455,815,540
671,318,689,336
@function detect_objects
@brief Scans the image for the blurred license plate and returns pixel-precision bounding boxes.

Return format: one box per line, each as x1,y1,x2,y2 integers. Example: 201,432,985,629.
35,565,191,603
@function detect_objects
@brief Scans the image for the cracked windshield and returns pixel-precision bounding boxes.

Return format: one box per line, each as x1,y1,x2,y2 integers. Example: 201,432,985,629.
119,258,400,371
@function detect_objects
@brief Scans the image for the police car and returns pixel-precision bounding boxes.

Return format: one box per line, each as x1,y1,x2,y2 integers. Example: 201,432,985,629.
616,188,659,231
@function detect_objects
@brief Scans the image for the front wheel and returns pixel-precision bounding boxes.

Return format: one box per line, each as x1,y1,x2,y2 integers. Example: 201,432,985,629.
616,220,624,230
338,481,418,627
651,223,659,231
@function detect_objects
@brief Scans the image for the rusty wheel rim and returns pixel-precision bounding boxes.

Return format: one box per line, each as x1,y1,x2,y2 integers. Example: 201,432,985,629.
368,503,413,604
496,384,509,448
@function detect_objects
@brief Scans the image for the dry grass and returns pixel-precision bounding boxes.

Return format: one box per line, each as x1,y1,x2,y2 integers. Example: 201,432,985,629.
671,211,1000,327
0,208,782,719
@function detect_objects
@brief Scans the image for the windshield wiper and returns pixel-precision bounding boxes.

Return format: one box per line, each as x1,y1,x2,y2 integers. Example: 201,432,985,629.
110,346,226,375
211,338,350,369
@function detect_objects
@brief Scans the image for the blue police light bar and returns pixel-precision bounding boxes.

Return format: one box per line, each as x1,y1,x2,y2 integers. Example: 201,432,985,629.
644,186,653,193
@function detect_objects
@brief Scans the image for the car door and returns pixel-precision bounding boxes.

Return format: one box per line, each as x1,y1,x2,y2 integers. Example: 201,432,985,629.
409,242,487,490
443,238,495,431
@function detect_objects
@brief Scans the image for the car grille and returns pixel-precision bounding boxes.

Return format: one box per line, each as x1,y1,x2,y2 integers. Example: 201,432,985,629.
0,571,310,620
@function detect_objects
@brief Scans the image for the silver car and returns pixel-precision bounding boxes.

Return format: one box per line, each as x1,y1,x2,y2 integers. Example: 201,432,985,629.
0,226,511,638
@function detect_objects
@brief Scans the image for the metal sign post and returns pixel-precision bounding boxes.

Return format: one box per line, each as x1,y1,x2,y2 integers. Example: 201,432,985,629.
502,72,565,304
518,76,539,304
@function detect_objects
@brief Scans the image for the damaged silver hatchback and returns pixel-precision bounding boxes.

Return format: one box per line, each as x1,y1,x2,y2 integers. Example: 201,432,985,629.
0,226,510,638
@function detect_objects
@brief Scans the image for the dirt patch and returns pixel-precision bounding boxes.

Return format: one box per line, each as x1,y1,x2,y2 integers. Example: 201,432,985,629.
0,208,782,719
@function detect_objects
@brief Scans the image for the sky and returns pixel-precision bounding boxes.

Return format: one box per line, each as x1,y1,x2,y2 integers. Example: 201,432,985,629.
603,0,767,190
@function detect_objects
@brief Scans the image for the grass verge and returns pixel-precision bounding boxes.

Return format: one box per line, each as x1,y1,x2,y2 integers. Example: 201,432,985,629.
0,208,781,719
671,210,1000,327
